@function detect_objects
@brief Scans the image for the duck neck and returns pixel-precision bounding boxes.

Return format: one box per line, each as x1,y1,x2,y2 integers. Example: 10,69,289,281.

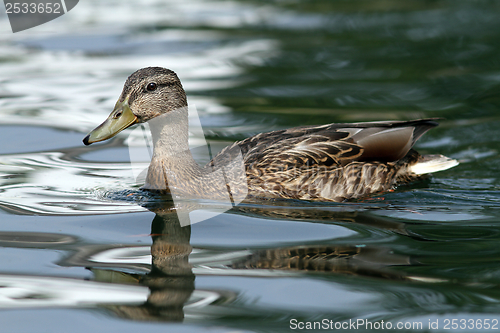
149,107,191,158
144,106,248,201
145,106,205,192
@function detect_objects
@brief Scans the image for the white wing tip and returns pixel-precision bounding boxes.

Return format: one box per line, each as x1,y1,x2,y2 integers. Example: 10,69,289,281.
410,155,459,175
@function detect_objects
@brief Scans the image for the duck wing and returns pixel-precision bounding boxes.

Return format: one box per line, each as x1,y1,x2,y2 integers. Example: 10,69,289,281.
222,118,438,170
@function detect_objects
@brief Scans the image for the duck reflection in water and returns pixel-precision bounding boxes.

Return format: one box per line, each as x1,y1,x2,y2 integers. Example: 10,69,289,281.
55,201,441,322
108,212,195,322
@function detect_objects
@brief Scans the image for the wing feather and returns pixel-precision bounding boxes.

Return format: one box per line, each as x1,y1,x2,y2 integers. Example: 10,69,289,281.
207,119,439,201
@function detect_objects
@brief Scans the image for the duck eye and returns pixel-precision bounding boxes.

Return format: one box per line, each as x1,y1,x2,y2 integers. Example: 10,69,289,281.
146,82,157,91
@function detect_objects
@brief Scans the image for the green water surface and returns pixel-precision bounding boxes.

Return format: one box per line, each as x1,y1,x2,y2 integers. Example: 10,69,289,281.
1,1,500,332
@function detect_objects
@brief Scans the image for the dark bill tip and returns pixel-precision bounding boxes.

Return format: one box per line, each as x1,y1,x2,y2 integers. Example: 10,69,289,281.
83,135,91,146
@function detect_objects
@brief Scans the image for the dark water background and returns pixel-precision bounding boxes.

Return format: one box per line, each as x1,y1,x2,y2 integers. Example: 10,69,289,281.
1,1,500,332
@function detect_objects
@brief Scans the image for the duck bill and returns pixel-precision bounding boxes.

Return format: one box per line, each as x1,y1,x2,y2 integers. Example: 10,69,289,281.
83,99,138,145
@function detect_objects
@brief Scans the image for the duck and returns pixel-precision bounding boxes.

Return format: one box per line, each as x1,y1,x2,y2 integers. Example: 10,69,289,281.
83,67,458,202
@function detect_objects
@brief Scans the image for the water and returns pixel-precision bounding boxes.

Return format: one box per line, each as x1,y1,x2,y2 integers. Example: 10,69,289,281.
1,0,500,332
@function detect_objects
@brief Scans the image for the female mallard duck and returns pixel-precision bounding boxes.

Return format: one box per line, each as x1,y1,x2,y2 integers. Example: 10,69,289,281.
83,67,458,202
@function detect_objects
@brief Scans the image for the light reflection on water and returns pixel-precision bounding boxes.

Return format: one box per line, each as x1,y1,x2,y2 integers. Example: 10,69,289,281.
1,0,500,331
0,212,447,322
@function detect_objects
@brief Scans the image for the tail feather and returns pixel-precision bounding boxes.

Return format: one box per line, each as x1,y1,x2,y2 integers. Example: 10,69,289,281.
410,154,458,175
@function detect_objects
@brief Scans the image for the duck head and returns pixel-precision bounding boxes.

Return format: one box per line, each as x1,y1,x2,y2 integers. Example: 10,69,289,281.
83,67,187,145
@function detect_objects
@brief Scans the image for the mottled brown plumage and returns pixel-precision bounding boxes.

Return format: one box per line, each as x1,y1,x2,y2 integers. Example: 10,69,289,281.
83,67,458,202
218,119,439,201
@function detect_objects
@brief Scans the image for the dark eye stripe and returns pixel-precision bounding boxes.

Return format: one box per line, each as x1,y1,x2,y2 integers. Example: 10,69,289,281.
144,82,175,92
